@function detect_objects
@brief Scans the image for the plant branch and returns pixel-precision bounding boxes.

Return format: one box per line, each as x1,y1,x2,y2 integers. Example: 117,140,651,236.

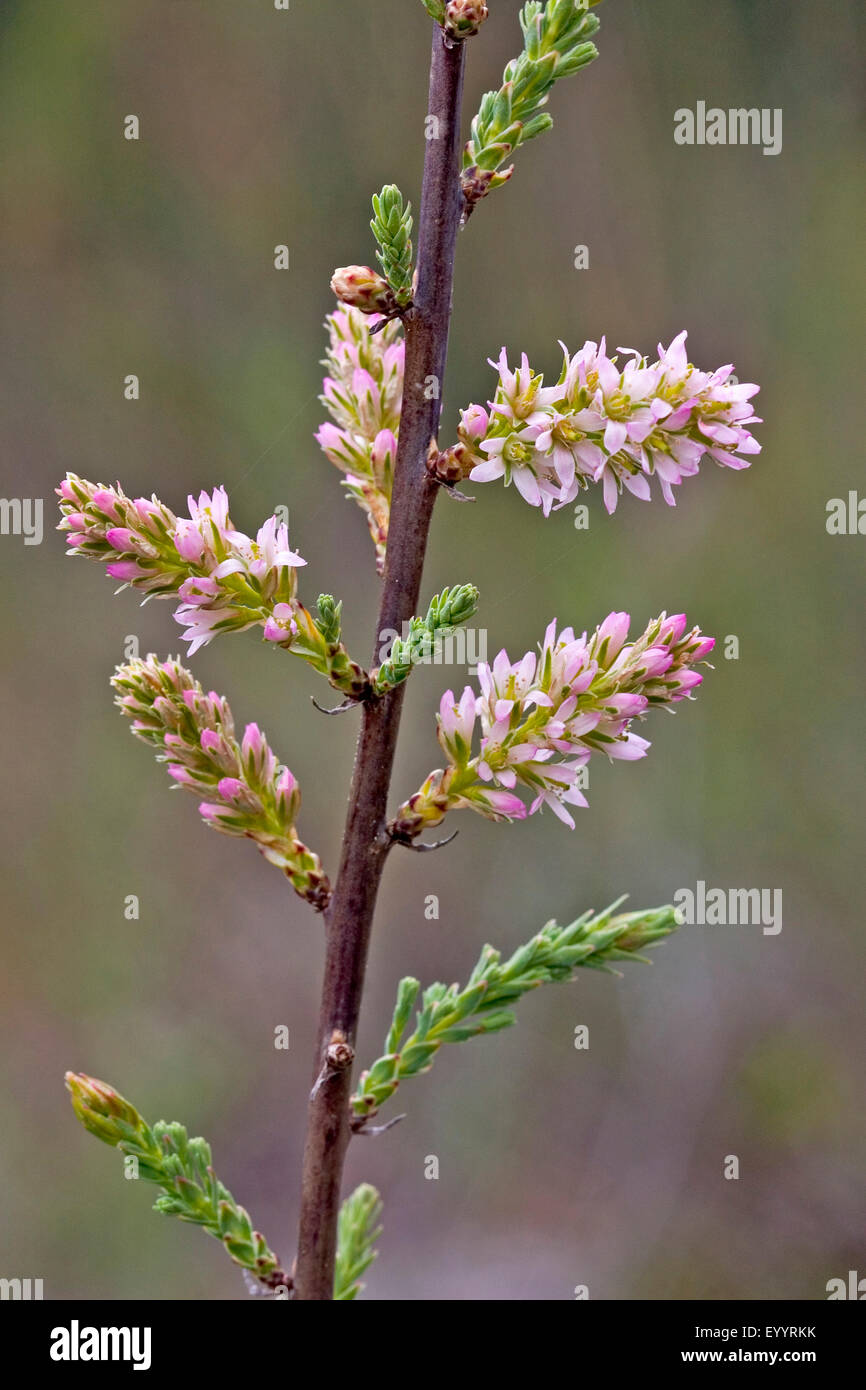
293,24,467,1300
350,902,679,1126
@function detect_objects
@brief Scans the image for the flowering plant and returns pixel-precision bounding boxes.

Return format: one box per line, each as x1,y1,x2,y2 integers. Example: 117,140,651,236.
437,332,761,513
61,0,760,1300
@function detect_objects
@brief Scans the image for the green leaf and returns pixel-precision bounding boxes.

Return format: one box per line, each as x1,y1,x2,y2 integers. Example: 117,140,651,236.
351,902,679,1121
65,1073,289,1291
370,184,414,307
462,0,605,211
372,583,480,693
334,1184,383,1300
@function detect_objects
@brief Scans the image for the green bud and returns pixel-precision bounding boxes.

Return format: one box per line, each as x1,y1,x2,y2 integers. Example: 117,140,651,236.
371,184,414,308
385,977,421,1055
315,594,343,646
334,1184,383,1301
65,1072,289,1291
65,1072,148,1148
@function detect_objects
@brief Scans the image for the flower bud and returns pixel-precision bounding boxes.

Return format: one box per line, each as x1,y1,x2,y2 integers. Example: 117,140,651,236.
444,0,489,40
428,442,476,483
330,266,398,316
65,1072,146,1147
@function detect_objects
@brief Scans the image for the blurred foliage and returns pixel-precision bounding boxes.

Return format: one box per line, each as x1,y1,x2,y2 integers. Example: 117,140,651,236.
0,0,864,1299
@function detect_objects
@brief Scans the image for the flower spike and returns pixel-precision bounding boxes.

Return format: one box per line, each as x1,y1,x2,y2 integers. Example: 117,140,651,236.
447,333,761,515
315,305,404,573
391,611,713,838
56,475,368,696
112,655,331,909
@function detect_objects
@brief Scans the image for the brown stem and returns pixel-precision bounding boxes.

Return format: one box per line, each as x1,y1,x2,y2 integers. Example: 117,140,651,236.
293,27,467,1300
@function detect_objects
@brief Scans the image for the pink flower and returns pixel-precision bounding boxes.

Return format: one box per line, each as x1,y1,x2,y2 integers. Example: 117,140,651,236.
111,654,329,907
167,764,194,786
436,686,477,763
105,560,145,582
474,788,528,821
594,611,630,666
174,520,205,563
397,610,715,835
460,403,489,440
105,527,136,552
315,304,404,568
456,332,761,515
263,603,298,644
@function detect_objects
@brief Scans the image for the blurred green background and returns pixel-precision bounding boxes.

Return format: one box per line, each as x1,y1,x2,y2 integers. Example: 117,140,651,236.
1,0,864,1301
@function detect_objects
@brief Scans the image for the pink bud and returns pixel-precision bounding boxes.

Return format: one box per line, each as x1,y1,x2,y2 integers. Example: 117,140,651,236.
483,790,527,820
105,560,142,581
217,777,245,801
659,613,688,644
105,527,135,552
263,603,297,643
178,575,219,602
607,733,651,760
460,404,489,441
133,497,161,521
276,767,297,798
640,647,673,678
173,520,205,563
595,611,630,663
691,636,715,660
371,429,398,469
92,489,122,519
330,266,396,315
668,670,703,698
242,723,264,759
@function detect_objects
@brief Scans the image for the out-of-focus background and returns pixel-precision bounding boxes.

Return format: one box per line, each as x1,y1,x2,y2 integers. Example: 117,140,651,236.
1,0,864,1301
